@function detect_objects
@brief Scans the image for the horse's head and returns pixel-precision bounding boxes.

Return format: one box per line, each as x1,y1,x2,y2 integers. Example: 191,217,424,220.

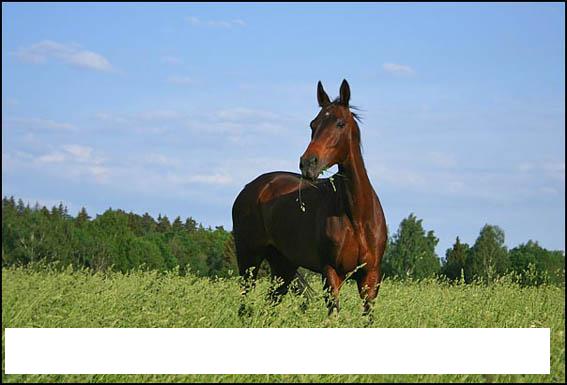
300,79,359,181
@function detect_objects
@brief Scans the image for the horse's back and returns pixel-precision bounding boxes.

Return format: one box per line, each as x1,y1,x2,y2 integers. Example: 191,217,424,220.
234,171,346,273
232,171,302,217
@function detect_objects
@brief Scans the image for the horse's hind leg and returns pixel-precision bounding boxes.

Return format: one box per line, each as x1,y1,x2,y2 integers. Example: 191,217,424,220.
235,243,265,317
266,248,297,305
235,245,263,295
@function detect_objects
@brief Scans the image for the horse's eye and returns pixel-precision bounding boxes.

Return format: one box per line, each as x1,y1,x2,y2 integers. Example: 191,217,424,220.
337,119,345,128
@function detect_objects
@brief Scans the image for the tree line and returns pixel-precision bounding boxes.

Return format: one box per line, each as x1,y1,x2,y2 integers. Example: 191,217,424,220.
382,213,564,286
2,196,235,277
2,196,564,286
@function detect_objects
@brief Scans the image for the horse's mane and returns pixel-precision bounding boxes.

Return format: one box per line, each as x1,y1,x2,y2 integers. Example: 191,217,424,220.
331,98,363,123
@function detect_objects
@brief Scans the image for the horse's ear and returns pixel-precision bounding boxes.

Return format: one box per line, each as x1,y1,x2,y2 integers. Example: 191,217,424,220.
339,79,350,107
317,81,331,107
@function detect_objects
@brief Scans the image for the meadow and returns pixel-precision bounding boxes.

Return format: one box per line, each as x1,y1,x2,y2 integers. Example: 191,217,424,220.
2,266,565,383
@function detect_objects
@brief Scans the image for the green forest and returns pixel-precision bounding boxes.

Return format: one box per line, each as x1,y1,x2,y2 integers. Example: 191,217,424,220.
2,196,564,286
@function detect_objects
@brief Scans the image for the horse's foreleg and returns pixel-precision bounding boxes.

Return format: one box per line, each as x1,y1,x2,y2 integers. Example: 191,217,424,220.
357,269,381,317
322,265,343,316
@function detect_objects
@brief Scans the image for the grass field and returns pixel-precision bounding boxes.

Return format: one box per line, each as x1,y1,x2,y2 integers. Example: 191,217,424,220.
2,266,565,383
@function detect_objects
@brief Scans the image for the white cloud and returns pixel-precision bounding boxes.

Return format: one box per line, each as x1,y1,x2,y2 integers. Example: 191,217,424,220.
36,152,66,164
6,117,76,131
145,154,180,167
367,151,566,205
89,165,110,182
14,40,113,72
215,157,298,188
372,164,427,189
95,112,131,125
231,19,246,27
518,162,535,172
26,144,108,183
207,20,233,28
96,110,180,124
184,108,293,140
383,62,415,75
543,161,565,182
95,110,181,135
186,16,246,28
170,174,233,186
187,16,201,26
62,144,93,160
371,163,512,202
518,160,565,182
94,105,294,142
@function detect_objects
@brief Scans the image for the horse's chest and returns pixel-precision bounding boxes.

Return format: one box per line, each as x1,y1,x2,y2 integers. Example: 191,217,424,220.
323,216,360,273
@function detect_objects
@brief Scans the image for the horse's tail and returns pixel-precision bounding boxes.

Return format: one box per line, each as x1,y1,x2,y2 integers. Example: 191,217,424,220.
294,270,316,301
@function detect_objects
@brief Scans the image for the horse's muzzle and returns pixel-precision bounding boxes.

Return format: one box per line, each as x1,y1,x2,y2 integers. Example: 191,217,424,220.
299,156,319,181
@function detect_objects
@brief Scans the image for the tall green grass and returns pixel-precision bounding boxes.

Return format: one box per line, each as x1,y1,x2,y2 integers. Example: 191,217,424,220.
2,266,565,383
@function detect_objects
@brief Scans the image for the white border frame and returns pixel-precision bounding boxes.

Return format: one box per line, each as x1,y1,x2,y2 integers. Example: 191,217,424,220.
5,328,550,374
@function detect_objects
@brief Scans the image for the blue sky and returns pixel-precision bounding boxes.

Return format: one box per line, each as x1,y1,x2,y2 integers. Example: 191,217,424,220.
2,3,565,257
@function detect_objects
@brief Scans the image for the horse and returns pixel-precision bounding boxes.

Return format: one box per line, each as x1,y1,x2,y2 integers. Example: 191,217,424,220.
231,79,387,316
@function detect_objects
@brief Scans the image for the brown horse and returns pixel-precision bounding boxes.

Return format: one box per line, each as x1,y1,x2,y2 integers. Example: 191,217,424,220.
232,80,387,315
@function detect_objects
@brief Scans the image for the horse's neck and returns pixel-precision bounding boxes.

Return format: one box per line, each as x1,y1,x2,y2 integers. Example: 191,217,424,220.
338,143,376,226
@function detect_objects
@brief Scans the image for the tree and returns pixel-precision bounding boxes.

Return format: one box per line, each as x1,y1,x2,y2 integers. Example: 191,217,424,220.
156,214,171,233
3,196,16,211
172,216,184,233
16,199,26,214
140,213,156,234
205,226,233,277
382,213,440,279
465,224,509,283
39,206,50,218
56,202,70,219
126,212,144,235
441,237,470,282
184,217,197,233
76,207,91,226
509,240,565,286
223,233,238,273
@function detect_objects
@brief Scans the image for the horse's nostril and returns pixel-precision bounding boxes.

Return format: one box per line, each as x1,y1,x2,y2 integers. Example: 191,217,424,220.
310,156,318,166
